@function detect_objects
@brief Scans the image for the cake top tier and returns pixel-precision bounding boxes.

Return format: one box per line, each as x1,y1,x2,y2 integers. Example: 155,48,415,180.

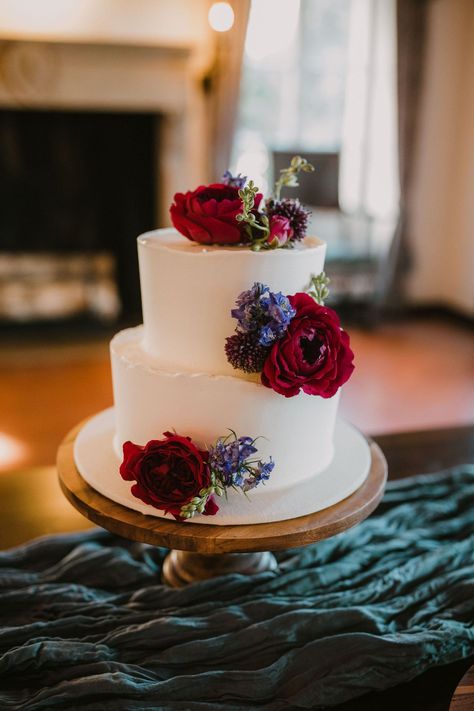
138,229,327,376
137,157,352,380
169,157,315,250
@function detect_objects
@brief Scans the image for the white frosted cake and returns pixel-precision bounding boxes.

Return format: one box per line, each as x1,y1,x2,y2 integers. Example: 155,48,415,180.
89,160,358,523
111,229,341,496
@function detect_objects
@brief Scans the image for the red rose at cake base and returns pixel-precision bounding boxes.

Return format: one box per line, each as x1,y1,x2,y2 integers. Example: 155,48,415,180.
261,293,354,398
120,433,218,521
170,183,262,245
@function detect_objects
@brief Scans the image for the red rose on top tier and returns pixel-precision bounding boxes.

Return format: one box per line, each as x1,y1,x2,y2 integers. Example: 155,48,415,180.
120,432,218,521
170,183,262,245
261,292,354,398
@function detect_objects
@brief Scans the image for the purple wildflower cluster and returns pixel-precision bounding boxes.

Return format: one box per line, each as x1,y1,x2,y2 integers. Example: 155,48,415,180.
208,434,274,492
231,283,296,347
225,283,297,372
222,171,247,190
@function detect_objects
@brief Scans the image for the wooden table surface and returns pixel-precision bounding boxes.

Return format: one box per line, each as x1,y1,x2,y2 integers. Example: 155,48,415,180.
449,663,474,710
375,425,474,480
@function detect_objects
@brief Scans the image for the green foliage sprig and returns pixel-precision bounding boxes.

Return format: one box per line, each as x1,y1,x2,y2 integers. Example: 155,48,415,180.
307,272,330,305
236,180,271,251
235,156,315,250
180,472,224,520
273,155,315,200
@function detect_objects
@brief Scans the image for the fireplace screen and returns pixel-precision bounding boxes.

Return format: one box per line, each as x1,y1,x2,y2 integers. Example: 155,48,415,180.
0,109,158,324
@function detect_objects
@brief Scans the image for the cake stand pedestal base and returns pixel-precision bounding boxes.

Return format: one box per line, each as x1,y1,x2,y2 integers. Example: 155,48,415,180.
162,550,278,587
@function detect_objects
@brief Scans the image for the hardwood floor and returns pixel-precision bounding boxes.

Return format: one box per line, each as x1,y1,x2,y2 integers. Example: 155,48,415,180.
341,316,474,434
0,315,473,473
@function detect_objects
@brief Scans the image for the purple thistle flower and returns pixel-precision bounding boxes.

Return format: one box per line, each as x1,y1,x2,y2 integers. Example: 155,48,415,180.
222,171,247,189
265,198,310,241
225,333,268,373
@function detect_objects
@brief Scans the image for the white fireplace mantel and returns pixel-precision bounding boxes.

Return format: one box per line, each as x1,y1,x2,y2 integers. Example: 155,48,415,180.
0,37,212,225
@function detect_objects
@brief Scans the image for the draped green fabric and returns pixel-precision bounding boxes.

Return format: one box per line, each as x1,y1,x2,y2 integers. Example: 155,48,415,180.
0,466,473,710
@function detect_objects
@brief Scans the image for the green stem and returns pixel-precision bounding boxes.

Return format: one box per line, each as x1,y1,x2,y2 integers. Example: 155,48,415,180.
273,155,315,200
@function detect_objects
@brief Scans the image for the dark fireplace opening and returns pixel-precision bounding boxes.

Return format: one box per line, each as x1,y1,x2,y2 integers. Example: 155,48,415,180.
0,108,158,330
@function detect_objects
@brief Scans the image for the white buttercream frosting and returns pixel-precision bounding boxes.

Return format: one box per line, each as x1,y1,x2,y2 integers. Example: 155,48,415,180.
110,326,339,494
138,228,326,376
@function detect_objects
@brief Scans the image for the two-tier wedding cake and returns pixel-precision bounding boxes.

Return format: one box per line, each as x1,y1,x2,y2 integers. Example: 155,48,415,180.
74,159,371,525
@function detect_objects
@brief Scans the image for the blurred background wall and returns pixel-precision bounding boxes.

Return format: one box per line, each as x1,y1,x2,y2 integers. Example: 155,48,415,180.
0,0,472,330
408,0,474,315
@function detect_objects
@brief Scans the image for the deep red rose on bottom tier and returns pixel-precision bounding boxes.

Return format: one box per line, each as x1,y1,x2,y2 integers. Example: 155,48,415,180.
119,432,218,521
261,292,355,398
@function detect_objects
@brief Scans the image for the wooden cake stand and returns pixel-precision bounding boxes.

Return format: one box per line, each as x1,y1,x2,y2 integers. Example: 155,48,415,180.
57,421,387,586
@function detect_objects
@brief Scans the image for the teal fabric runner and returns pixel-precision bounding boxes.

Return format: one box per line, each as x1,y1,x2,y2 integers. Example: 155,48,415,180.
0,466,473,710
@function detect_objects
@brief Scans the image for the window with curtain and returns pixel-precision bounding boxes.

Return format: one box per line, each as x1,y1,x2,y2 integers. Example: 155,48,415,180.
232,0,400,301
232,0,351,191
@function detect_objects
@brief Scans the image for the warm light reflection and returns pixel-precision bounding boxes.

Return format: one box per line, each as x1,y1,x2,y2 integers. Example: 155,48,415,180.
208,2,235,32
0,432,28,470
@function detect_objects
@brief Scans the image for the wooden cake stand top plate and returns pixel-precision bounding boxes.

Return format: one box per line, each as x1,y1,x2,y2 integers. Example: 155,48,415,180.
58,421,387,555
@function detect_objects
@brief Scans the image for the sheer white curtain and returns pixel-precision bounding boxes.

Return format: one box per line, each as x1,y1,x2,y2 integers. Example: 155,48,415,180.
339,0,399,222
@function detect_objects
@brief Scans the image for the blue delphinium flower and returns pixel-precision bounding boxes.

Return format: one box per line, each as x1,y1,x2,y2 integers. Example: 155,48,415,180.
231,282,296,347
242,458,275,492
231,283,268,334
208,434,273,492
222,171,247,189
232,282,267,318
259,324,277,347
209,436,257,487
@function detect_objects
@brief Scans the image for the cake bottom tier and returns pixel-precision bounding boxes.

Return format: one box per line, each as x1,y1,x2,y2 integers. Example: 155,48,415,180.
111,327,340,494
